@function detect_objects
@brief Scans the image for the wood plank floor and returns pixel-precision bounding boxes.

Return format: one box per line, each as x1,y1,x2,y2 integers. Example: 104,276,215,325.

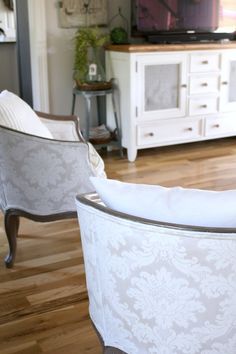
1,138,236,353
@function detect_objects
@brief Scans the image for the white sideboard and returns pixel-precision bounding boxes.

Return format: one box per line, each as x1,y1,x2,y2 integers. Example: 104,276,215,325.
106,43,236,161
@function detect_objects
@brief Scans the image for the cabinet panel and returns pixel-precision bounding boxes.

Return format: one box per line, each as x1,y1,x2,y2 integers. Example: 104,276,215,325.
229,60,236,102
220,52,236,112
144,64,178,111
137,118,202,146
205,115,236,137
190,53,220,73
189,75,219,95
189,97,218,116
136,54,187,120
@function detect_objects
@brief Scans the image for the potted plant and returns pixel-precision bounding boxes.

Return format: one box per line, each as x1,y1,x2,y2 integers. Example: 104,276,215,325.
73,27,111,91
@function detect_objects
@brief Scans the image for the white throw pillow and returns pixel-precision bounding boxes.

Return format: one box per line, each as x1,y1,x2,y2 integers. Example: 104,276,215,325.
0,90,53,138
90,177,236,227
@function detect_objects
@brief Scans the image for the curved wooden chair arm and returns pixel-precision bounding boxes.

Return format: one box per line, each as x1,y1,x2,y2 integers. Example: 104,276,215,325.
35,110,78,122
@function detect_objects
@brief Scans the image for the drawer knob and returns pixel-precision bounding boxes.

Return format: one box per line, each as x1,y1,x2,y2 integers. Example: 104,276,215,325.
222,81,228,85
202,60,209,64
186,127,193,131
213,124,220,128
148,132,154,137
201,104,208,108
181,84,187,88
201,82,208,87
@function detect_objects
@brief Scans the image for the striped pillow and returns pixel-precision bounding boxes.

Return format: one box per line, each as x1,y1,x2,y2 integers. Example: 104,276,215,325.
0,90,53,138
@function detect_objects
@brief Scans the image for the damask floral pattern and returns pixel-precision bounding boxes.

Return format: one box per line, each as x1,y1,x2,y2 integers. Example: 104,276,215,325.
0,127,100,215
77,198,236,354
128,268,204,329
199,239,236,272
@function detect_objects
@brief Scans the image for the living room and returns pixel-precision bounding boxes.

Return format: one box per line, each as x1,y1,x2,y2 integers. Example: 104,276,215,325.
0,1,236,353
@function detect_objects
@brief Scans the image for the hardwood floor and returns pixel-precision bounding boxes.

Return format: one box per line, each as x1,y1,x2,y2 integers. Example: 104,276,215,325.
1,137,236,353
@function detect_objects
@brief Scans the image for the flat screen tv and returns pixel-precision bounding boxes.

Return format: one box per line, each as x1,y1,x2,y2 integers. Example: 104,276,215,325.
131,0,236,43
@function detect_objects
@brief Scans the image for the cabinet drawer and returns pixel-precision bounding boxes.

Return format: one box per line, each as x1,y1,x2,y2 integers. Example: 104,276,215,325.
190,53,220,73
137,119,202,146
189,75,219,95
205,116,236,137
189,97,218,116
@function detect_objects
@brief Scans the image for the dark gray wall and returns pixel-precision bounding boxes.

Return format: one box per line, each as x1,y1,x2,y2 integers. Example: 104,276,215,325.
15,0,33,106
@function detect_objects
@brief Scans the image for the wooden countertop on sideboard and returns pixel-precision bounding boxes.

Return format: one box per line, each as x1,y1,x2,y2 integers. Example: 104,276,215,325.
105,41,236,53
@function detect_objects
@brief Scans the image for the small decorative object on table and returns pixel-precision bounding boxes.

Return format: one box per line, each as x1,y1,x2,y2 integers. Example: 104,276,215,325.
109,7,129,44
73,26,111,91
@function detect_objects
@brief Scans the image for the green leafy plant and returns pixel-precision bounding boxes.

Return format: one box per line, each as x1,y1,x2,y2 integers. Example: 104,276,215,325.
74,27,110,85
110,27,128,44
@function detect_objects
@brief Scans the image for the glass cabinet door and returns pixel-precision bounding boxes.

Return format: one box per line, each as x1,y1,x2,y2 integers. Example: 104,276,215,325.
135,53,187,120
220,52,236,112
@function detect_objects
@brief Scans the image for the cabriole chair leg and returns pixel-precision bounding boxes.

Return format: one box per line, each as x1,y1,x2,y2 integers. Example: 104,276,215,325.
4,212,19,268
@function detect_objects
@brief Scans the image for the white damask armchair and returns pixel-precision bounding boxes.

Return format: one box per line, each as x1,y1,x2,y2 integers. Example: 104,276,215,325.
0,112,105,268
76,193,236,354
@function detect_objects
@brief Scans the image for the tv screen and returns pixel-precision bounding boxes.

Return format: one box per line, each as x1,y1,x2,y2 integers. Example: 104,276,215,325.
132,0,236,36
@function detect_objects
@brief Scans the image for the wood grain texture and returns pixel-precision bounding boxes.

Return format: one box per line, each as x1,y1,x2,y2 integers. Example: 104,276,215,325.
105,42,236,53
1,138,236,353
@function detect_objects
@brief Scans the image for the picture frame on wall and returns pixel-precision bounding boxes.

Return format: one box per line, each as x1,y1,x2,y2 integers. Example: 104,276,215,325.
58,0,108,28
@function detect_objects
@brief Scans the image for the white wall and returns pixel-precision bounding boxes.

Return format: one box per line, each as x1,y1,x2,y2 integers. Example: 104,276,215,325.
44,0,130,130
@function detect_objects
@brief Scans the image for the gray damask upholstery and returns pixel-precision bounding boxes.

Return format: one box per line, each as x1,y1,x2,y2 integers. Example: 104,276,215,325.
76,193,236,354
0,116,105,267
0,127,95,214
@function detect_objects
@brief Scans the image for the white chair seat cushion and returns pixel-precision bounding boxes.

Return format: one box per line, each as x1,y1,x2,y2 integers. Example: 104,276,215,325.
0,90,53,138
90,177,236,227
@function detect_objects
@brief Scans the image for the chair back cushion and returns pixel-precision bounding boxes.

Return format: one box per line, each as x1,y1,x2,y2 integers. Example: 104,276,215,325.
0,90,53,138
0,126,96,214
90,177,236,227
